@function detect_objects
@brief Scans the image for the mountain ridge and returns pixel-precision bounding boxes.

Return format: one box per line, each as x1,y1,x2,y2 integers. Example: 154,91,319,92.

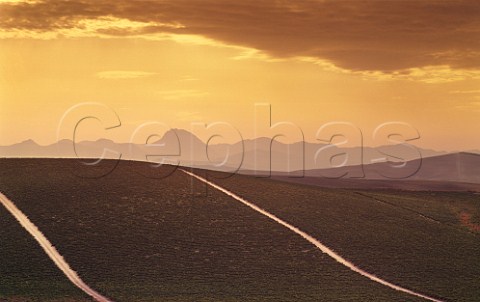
1,129,478,184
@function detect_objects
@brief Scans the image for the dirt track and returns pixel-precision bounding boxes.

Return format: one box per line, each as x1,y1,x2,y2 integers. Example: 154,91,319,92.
0,192,113,302
182,169,445,302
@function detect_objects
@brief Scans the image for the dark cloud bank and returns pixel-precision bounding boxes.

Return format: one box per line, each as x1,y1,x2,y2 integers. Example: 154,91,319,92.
1,0,479,72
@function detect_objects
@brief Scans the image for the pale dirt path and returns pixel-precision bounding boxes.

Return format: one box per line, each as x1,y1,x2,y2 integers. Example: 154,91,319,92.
182,169,444,302
0,192,113,302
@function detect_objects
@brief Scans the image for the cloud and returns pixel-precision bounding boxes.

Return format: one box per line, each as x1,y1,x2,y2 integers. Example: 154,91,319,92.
178,76,199,82
450,90,480,94
157,89,209,100
359,65,480,83
96,70,158,79
455,101,480,112
0,0,36,3
1,0,479,73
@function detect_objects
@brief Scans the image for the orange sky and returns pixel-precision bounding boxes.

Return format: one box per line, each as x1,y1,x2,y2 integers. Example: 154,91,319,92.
1,0,479,151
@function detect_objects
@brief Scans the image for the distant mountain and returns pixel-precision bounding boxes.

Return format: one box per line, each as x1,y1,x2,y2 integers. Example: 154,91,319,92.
294,152,480,183
266,152,480,191
4,129,476,184
406,152,480,183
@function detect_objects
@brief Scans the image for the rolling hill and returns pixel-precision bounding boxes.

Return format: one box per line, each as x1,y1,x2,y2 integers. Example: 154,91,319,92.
0,158,479,301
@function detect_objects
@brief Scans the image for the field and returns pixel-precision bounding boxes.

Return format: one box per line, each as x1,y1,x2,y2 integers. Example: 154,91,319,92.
0,158,479,301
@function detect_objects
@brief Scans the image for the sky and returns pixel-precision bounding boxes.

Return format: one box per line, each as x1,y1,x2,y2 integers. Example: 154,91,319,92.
0,0,479,151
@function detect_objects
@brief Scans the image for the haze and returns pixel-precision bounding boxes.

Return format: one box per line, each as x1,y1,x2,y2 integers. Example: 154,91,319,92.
1,0,479,151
